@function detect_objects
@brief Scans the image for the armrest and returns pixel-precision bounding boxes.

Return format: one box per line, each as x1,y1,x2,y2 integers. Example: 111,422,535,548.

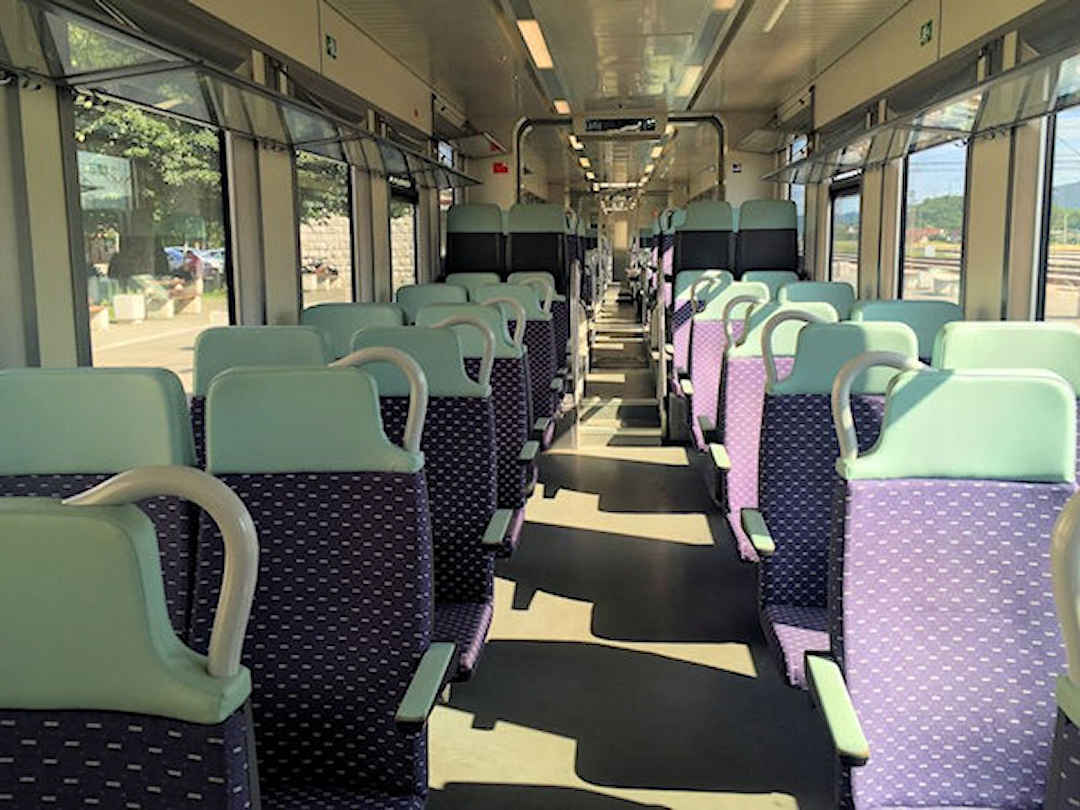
482,508,514,548
664,343,674,357
708,443,731,471
740,508,775,557
395,642,456,728
533,417,550,434
697,414,717,443
550,377,565,392
805,654,869,767
518,440,540,463
679,378,694,398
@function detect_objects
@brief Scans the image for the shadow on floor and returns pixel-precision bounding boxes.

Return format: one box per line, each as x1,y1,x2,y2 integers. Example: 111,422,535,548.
429,783,666,809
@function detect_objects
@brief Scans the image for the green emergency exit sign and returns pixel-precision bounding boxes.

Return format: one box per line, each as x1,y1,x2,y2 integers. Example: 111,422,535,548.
919,20,933,47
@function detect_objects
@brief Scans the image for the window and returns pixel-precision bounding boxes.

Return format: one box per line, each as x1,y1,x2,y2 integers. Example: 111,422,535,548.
829,182,860,289
900,141,967,304
390,192,418,295
74,96,230,391
296,151,354,309
1040,106,1080,324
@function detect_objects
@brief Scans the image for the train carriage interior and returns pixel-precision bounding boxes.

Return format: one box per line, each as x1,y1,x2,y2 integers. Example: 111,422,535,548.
7,0,1080,808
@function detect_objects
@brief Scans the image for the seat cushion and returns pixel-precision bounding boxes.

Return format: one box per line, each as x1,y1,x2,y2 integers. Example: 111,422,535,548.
263,784,424,809
435,600,494,682
761,604,829,689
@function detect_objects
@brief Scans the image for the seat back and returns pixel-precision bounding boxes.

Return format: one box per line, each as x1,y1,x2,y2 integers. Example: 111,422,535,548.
1047,490,1080,809
672,270,732,377
348,328,497,604
0,368,198,638
446,271,503,299
301,302,405,359
446,203,504,273
0,470,258,808
850,299,962,361
722,302,839,561
508,203,568,294
658,208,685,308
832,368,1076,809
511,271,569,363
735,199,799,275
396,282,468,323
777,280,855,319
198,364,432,800
742,269,799,300
674,200,734,273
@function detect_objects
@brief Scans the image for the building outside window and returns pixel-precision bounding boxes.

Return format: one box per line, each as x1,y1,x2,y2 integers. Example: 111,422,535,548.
296,151,354,309
829,181,860,289
1041,105,1080,324
390,191,418,295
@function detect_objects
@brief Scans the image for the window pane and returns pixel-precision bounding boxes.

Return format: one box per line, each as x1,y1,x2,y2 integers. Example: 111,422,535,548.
74,97,230,392
901,141,967,303
830,191,859,288
390,196,417,296
297,152,353,308
1044,106,1080,325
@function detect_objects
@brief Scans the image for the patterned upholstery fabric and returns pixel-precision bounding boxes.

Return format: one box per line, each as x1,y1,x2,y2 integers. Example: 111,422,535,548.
465,357,531,512
435,601,495,679
722,356,795,561
263,785,423,809
671,299,695,378
190,471,433,804
831,478,1073,809
0,703,258,809
1047,710,1080,809
757,394,886,687
191,396,206,469
687,320,745,450
0,474,196,640
551,299,570,365
510,319,559,421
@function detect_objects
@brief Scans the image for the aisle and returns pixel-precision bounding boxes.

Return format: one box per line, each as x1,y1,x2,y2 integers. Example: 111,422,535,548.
428,287,834,809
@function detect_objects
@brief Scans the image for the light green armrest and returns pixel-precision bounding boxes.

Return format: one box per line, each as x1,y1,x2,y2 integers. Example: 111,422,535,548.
679,378,694,397
1058,675,1080,728
482,508,514,547
518,440,540,463
395,642,456,727
740,508,775,557
664,343,675,357
806,654,869,767
550,377,565,392
708,443,731,471
533,417,550,434
697,414,719,444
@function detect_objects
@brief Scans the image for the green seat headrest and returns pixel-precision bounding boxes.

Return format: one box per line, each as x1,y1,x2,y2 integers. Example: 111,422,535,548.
447,203,503,234
301,303,404,360
474,284,552,321
206,367,423,473
415,303,521,359
508,271,564,302
694,280,771,321
729,301,840,358
194,326,328,395
932,321,1080,392
0,498,250,724
778,281,856,320
446,273,502,299
396,284,468,323
677,201,733,232
674,270,732,302
851,300,962,360
770,322,919,395
351,326,489,397
0,368,195,474
508,203,566,233
737,199,798,230
840,369,1076,482
742,270,799,300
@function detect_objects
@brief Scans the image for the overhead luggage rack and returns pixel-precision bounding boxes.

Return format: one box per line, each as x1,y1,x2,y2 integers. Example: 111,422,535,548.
1,0,481,189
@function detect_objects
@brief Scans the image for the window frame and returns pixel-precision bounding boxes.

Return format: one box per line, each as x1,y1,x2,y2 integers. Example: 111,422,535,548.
293,149,358,312
828,175,862,284
1037,111,1062,320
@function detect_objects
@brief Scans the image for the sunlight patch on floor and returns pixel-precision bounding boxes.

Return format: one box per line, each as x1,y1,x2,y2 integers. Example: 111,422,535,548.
429,706,798,809
524,489,715,545
545,444,691,466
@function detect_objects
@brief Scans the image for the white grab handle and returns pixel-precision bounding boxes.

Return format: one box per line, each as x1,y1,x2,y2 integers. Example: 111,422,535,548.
428,315,495,388
64,465,258,680
331,346,429,454
689,276,725,313
831,351,926,463
762,309,831,387
483,296,527,348
721,294,767,344
1053,492,1080,686
520,277,554,313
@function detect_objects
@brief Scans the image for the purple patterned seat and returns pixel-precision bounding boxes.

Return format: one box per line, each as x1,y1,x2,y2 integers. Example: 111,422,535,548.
0,469,260,810
671,270,732,382
1047,493,1080,809
192,365,453,808
811,368,1077,810
190,326,329,467
510,272,569,370
350,327,501,681
0,368,199,640
752,323,919,687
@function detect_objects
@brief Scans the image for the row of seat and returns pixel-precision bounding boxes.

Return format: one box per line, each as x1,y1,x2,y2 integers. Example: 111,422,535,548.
0,285,563,806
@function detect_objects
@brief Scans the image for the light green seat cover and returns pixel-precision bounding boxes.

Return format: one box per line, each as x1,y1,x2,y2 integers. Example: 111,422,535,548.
447,203,503,233
396,283,468,323
932,321,1080,392
0,367,195,474
508,271,565,302
301,303,404,360
446,272,502,299
851,300,962,361
677,200,734,231
777,281,856,320
508,203,566,233
415,303,523,359
770,322,919,395
351,326,490,398
743,270,799,300
194,326,329,395
694,280,771,322
206,366,423,474
729,301,840,358
0,498,250,723
674,269,733,302
474,283,552,322
839,369,1076,482
737,199,798,231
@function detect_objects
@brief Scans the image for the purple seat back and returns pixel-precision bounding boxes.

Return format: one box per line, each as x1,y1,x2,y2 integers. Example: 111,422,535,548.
466,357,531,511
687,320,743,449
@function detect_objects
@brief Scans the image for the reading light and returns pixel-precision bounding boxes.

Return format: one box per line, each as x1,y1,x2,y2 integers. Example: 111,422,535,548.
517,19,554,69
650,145,663,158
553,99,571,115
